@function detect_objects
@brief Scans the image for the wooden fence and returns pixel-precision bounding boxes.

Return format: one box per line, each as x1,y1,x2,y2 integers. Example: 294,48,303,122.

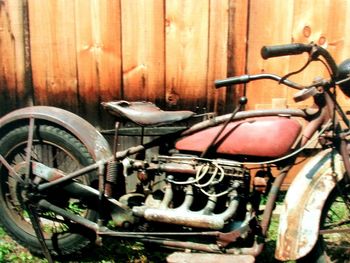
1,0,350,128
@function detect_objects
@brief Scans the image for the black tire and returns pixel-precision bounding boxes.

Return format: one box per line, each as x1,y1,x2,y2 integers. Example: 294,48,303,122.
0,124,98,258
299,181,350,263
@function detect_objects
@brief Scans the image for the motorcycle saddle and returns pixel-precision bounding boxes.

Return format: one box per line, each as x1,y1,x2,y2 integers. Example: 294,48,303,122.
101,101,195,126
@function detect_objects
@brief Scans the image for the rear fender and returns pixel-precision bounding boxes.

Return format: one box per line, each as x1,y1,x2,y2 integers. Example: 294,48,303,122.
0,106,112,161
275,149,344,261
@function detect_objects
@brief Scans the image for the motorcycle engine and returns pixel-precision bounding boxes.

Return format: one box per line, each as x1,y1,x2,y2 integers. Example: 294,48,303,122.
118,154,251,230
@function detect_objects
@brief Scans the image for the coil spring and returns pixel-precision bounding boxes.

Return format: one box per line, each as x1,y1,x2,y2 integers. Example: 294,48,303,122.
106,160,118,183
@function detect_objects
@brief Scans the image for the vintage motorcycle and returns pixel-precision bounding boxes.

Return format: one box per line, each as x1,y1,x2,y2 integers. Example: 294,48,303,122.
0,43,349,263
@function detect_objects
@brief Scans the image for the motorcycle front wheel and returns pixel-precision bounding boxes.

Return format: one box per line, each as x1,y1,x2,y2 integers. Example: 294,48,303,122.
301,181,350,263
0,124,98,258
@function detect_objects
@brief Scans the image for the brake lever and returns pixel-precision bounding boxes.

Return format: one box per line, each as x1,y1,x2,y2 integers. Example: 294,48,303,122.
293,87,318,102
293,77,328,103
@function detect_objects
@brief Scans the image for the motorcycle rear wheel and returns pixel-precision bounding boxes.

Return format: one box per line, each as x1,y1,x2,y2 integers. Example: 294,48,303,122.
0,124,98,258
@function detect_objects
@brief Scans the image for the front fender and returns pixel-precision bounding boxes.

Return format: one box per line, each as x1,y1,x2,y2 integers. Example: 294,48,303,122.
275,149,344,261
0,106,112,161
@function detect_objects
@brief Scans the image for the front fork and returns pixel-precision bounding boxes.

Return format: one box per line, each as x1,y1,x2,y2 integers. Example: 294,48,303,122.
340,137,350,184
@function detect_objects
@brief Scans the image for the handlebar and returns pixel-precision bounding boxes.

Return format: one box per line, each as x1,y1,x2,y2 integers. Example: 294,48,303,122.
215,43,339,90
215,73,304,89
261,43,312,59
261,43,338,77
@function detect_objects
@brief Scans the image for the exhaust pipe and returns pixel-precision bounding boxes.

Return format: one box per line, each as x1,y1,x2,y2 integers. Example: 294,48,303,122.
132,183,239,230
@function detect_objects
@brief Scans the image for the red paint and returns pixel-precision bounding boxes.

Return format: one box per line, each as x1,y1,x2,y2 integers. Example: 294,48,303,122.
176,117,302,158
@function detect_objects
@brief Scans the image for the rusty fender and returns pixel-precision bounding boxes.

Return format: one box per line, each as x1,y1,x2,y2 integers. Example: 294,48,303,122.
0,106,112,161
275,149,344,261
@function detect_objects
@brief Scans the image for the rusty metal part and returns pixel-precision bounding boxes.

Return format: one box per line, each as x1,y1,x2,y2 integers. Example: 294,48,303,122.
0,106,112,161
166,252,255,263
253,176,268,193
38,175,134,228
340,137,350,184
31,161,66,181
112,122,120,157
158,162,197,175
38,200,101,232
217,213,253,247
133,182,239,230
0,155,24,183
275,149,345,261
260,165,292,236
320,228,350,235
25,161,131,222
137,236,263,257
102,126,187,136
105,160,118,197
95,225,261,257
142,208,226,229
301,107,329,147
24,117,35,184
37,159,111,191
136,170,148,182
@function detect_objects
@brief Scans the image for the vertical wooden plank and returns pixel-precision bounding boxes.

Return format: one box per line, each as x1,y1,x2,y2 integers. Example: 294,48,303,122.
0,0,27,115
290,0,350,110
331,0,350,62
226,0,249,112
286,0,330,107
245,0,350,111
22,0,34,107
0,0,17,115
206,0,229,113
29,0,78,111
245,0,294,110
75,0,122,126
120,0,164,105
165,0,209,110
118,0,165,169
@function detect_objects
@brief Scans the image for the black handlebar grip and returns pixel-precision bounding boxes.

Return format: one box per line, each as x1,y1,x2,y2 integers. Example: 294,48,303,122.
261,43,313,59
215,75,250,88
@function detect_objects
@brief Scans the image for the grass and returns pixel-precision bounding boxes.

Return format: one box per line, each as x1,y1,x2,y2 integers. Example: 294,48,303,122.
0,226,167,263
0,216,284,263
0,227,45,263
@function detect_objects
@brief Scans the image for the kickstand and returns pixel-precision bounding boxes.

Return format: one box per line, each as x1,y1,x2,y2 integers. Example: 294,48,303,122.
25,202,54,263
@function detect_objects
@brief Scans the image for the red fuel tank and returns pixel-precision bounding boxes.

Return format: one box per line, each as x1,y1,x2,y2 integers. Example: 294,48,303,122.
176,116,302,158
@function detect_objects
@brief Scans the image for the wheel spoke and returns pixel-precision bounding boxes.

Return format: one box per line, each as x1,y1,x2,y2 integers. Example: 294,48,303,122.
0,125,97,257
320,182,350,261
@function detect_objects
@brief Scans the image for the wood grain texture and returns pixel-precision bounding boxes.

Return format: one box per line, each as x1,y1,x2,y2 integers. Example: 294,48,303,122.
75,0,122,125
246,0,294,110
226,0,249,112
29,0,78,111
1,0,350,124
165,0,209,110
206,0,229,113
121,0,164,104
0,0,27,115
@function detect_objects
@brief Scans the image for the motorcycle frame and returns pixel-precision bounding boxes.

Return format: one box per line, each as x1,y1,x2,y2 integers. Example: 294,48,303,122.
0,85,349,260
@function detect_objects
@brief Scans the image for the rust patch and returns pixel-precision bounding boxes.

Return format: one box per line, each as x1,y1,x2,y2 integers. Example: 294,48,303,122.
275,150,344,260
